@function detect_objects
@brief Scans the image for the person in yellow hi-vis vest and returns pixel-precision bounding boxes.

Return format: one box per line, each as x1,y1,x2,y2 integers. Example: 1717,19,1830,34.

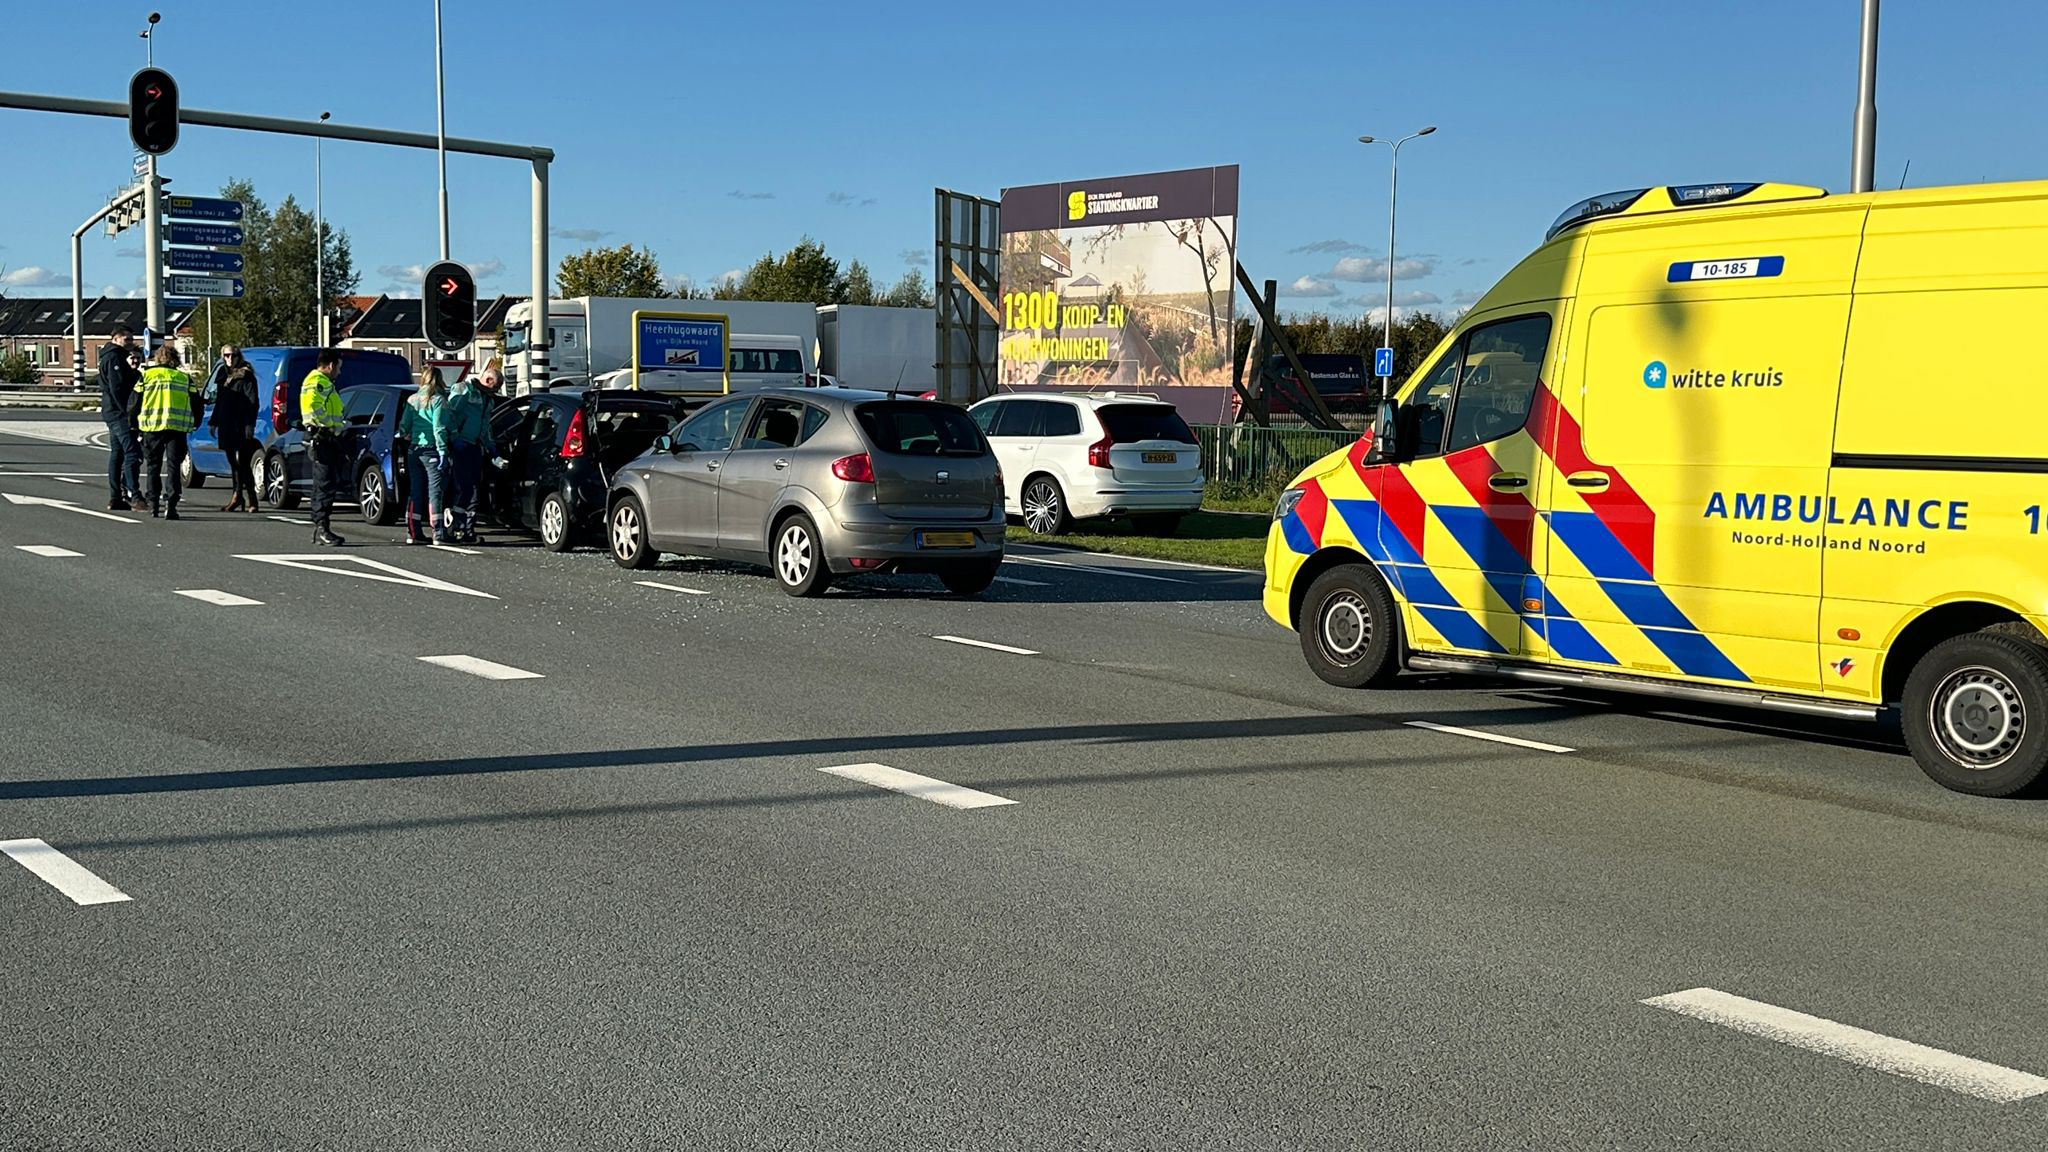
137,343,203,521
300,348,349,546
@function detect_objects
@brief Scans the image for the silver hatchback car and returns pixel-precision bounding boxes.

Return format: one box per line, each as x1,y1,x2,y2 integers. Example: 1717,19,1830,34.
606,388,1006,596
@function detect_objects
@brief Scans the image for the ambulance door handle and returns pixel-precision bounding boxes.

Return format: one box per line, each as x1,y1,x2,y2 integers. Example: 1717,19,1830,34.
1487,472,1529,492
1567,471,1610,491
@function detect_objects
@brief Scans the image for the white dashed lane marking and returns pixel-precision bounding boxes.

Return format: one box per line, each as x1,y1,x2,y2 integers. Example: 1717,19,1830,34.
934,635,1039,656
1644,987,2048,1104
1405,720,1574,754
417,654,545,680
817,763,1018,810
1,838,131,906
269,515,312,526
991,575,1050,587
175,589,263,606
635,580,710,596
15,545,83,558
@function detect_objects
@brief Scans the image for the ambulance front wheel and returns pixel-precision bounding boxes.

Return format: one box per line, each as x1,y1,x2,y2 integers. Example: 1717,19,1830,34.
1299,564,1402,689
1901,631,2048,797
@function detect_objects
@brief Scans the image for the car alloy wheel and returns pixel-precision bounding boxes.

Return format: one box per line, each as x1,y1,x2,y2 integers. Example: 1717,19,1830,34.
262,454,293,508
609,498,651,569
777,522,815,586
358,465,386,524
1022,479,1065,534
541,495,568,549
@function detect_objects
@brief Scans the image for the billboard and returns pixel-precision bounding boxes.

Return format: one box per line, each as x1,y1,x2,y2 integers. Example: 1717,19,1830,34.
999,165,1238,419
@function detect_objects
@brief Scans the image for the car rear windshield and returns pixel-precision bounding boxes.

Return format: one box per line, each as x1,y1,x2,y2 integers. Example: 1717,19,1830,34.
330,353,414,389
855,402,986,457
1097,404,1196,444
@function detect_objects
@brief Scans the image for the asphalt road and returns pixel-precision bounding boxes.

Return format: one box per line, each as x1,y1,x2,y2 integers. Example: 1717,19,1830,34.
3,414,2047,1150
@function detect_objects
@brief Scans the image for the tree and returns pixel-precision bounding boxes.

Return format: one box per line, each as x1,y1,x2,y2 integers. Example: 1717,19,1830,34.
0,349,38,385
838,259,878,305
880,268,933,309
721,237,841,304
204,179,358,346
556,243,667,298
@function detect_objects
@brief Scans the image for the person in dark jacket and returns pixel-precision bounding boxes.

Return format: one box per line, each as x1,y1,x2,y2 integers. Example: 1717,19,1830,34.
98,325,145,511
206,345,262,511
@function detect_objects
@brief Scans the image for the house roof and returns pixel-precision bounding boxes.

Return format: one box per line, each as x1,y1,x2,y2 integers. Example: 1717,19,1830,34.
476,295,524,335
0,297,45,338
347,296,426,341
1,296,194,339
80,297,194,339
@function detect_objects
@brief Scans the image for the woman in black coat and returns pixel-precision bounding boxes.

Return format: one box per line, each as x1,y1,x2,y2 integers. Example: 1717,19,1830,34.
208,346,262,512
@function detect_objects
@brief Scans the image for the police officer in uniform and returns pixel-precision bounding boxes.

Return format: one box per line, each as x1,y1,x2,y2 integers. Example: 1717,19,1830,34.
137,343,202,520
301,349,349,546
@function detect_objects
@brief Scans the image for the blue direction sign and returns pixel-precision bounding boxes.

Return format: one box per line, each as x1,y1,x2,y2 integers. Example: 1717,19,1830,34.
167,274,245,299
166,247,244,275
164,195,244,222
165,221,244,248
1374,346,1394,378
164,298,200,312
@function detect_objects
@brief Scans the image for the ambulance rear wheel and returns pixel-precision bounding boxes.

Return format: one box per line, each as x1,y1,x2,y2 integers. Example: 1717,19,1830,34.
1901,631,2048,797
1299,564,1401,689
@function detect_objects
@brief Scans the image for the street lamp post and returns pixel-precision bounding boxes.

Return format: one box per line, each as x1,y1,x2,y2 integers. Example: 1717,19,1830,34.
1357,126,1436,377
435,0,450,261
315,110,330,346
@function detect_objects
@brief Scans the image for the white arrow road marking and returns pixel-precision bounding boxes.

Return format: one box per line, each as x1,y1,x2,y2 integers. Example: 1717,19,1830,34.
1644,987,2048,1103
15,545,83,558
818,763,1017,810
233,553,498,599
2,492,135,523
635,580,710,596
0,838,131,906
1405,720,1575,754
176,589,263,606
417,655,543,680
934,635,1039,656
428,542,480,555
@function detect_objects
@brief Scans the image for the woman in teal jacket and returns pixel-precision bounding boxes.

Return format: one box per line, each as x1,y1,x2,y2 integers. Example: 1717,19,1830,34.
397,367,447,544
437,374,496,544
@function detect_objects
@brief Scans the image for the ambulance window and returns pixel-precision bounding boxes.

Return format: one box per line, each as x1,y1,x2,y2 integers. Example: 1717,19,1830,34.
1404,349,1463,457
1445,315,1551,453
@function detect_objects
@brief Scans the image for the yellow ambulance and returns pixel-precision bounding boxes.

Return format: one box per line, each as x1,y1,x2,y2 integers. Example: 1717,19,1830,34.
1265,180,2048,796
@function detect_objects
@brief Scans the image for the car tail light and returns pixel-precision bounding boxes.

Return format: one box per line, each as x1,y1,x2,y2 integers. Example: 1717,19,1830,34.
831,452,874,483
271,384,288,433
560,408,588,458
1087,434,1114,469
848,557,885,570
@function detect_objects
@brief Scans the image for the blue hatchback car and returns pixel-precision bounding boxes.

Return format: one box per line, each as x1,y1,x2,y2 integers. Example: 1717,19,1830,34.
187,347,414,503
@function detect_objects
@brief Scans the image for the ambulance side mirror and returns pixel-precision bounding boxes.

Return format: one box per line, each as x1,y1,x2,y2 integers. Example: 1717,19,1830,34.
1371,399,1403,462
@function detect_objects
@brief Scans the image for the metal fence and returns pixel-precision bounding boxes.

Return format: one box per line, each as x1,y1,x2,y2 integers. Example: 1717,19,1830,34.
1191,423,1361,487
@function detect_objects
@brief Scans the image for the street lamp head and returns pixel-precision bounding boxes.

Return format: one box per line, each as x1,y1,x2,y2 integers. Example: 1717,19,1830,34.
1417,125,1438,136
1357,135,1377,144
147,12,160,24
319,111,331,122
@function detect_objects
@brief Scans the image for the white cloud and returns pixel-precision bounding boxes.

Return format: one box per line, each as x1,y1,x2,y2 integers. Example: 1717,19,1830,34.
1287,238,1371,256
101,283,144,299
727,190,775,201
827,191,877,207
2,266,70,288
377,262,429,283
1331,289,1442,313
711,268,744,288
1284,276,1341,298
1328,255,1436,283
470,258,506,281
115,246,143,260
899,248,927,267
551,227,609,242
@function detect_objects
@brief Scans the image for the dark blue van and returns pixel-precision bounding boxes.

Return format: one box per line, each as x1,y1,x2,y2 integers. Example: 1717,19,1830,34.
188,347,413,502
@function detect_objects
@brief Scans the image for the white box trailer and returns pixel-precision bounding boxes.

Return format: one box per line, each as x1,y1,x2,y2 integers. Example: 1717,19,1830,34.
817,305,936,392
503,296,819,392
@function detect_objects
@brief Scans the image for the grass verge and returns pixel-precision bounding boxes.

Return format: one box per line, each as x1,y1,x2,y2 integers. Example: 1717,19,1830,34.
1008,511,1269,570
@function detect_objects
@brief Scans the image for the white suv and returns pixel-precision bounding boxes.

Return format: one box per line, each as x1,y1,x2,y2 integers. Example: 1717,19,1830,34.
967,392,1205,535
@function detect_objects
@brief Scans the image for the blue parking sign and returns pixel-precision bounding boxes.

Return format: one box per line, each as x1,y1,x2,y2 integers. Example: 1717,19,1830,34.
1375,347,1394,378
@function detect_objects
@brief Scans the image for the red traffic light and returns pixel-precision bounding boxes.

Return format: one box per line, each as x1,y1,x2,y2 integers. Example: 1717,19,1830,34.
422,260,476,352
440,277,460,296
128,68,179,156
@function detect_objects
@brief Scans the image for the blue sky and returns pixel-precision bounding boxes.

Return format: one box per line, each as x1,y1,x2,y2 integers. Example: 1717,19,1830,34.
3,1,2043,319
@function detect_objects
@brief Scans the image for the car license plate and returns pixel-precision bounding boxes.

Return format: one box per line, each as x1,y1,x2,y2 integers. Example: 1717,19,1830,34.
918,531,976,549
1143,451,1177,464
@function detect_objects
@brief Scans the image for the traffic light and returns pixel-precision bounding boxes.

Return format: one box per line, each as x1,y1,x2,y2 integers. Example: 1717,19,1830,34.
128,68,179,156
423,260,476,352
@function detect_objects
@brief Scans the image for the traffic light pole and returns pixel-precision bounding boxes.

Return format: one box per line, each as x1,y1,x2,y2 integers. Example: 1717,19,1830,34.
0,89,554,383
144,154,164,347
70,184,148,388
